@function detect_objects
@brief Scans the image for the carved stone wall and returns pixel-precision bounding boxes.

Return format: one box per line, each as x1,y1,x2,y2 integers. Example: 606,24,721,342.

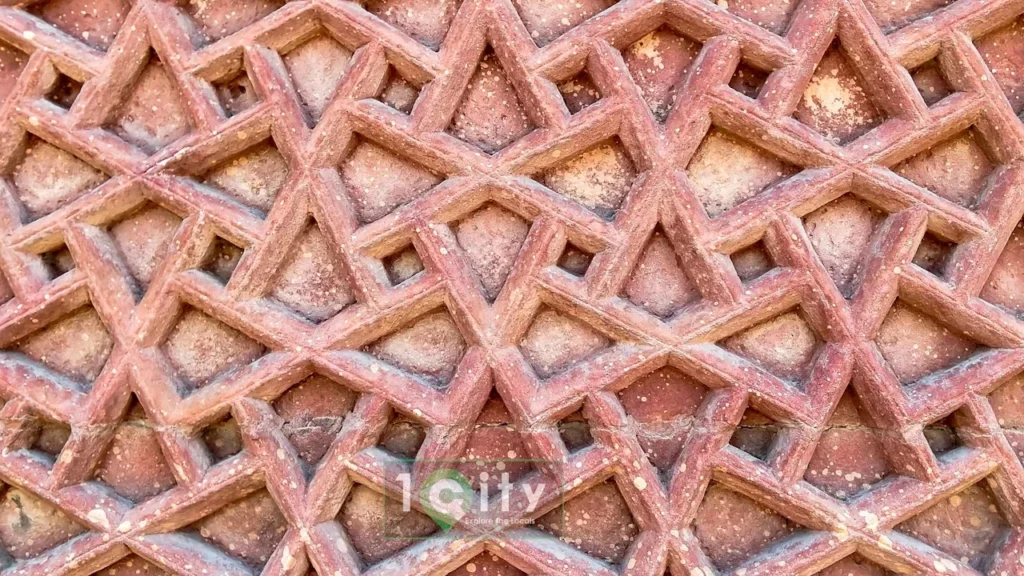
0,0,1021,575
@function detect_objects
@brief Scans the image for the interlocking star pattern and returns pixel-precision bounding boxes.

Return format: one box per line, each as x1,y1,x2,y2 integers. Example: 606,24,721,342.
0,0,1022,574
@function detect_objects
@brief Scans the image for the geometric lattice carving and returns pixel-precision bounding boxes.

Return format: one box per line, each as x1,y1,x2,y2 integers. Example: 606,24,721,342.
0,0,1023,574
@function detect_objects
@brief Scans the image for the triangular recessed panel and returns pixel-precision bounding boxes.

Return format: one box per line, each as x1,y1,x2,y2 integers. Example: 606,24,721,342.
282,33,353,122
0,41,27,104
337,483,438,564
618,366,707,475
11,135,109,221
447,553,526,575
30,0,129,50
519,306,609,379
710,0,801,35
109,51,191,153
981,219,1024,316
182,0,284,45
694,483,797,570
162,306,266,393
793,41,886,145
452,202,530,301
721,309,821,385
622,26,702,122
365,309,467,386
895,481,1009,570
273,374,358,466
11,305,114,389
893,128,995,209
95,554,169,576
864,0,959,33
975,16,1024,115
804,389,893,499
513,0,619,46
535,479,638,565
108,202,183,292
268,219,355,323
803,194,886,298
686,128,798,218
816,554,896,576
0,487,86,560
874,299,980,385
340,137,443,224
455,390,535,490
95,398,177,502
537,137,637,219
364,0,461,50
201,139,289,216
623,226,699,318
188,489,288,570
447,48,535,154
988,372,1024,464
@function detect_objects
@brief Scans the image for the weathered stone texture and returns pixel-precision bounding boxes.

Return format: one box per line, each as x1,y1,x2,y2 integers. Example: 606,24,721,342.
0,0,1021,575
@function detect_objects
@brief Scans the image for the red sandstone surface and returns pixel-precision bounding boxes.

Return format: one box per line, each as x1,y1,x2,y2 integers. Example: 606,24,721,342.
0,0,1021,575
